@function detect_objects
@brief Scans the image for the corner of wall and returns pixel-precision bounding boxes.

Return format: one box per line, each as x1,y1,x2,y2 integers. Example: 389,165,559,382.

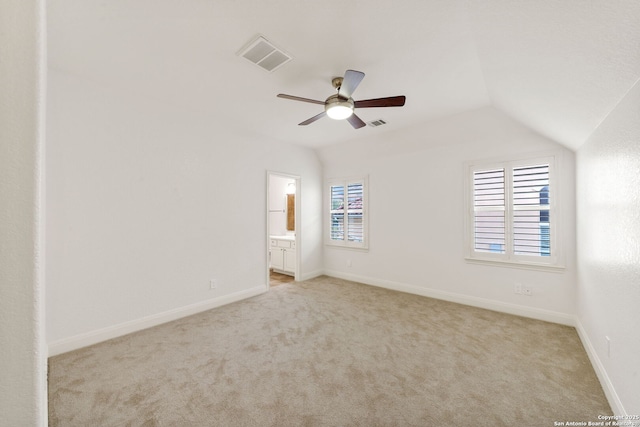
574,317,625,415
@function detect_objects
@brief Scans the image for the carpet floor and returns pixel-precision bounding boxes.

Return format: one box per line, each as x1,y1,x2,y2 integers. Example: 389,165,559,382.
48,276,611,426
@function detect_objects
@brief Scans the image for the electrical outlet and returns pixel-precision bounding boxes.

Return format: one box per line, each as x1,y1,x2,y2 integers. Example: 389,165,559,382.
514,283,522,295
522,286,533,296
346,259,352,268
209,279,217,290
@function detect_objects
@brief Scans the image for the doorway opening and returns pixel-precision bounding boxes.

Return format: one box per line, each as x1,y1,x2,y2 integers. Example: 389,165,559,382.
267,172,300,288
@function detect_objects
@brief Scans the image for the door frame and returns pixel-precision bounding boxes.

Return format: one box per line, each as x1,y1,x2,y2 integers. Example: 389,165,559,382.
266,171,301,288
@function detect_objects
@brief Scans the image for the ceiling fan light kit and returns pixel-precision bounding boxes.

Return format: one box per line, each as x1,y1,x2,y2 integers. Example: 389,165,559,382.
325,95,354,120
277,69,406,129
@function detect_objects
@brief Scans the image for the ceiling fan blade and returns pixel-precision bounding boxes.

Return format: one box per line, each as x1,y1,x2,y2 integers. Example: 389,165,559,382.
338,70,365,99
354,96,406,108
346,113,366,129
277,94,325,105
299,111,327,126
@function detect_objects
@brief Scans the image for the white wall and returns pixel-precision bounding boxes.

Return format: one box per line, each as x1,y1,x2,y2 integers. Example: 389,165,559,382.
318,107,576,323
0,0,47,424
576,81,640,415
46,70,323,353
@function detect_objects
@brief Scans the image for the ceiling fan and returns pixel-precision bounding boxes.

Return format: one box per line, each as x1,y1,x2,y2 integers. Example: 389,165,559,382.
277,69,406,129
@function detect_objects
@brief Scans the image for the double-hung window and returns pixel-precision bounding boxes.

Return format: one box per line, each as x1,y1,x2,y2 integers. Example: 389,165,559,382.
327,177,368,249
466,155,561,269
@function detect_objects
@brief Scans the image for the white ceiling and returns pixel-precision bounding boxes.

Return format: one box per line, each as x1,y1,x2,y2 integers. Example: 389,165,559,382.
48,0,640,150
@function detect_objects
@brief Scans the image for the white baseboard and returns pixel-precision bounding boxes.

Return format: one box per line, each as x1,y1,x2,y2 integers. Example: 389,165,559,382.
48,285,267,357
574,318,625,416
299,269,324,281
323,270,575,326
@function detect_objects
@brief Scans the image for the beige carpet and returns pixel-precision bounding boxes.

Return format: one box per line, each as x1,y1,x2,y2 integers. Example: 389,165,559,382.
48,276,610,426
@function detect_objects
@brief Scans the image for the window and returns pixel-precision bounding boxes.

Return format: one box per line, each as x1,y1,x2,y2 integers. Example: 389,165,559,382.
327,177,368,249
466,155,561,268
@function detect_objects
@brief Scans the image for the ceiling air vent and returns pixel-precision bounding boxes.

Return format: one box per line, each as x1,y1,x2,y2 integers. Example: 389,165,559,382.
368,119,387,127
238,35,292,73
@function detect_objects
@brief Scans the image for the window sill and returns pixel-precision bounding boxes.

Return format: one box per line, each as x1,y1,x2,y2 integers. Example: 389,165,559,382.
325,242,369,251
464,257,565,273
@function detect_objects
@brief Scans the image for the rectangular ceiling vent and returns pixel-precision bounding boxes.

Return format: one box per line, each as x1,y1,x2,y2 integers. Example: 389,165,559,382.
238,35,292,73
367,119,387,127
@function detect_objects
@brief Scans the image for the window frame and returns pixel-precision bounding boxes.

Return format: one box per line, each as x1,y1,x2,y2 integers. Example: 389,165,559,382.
326,176,369,250
464,153,564,271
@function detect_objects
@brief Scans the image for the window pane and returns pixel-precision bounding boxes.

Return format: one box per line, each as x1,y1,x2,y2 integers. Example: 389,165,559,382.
474,169,504,207
331,185,344,210
474,169,505,253
347,183,363,210
513,165,549,206
347,212,363,242
331,212,344,241
474,210,505,253
330,185,345,241
514,210,551,256
513,165,550,256
347,183,364,242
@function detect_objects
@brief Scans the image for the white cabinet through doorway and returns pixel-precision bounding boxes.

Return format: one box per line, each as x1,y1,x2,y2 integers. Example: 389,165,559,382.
270,236,296,276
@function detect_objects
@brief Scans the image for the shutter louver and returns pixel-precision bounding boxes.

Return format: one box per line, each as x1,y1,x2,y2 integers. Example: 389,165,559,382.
473,169,505,253
513,165,550,256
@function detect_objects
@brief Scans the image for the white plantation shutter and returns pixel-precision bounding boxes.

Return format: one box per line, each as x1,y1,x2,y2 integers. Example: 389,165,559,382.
473,169,505,254
513,165,550,257
330,185,345,241
328,177,368,249
347,183,364,243
468,157,557,267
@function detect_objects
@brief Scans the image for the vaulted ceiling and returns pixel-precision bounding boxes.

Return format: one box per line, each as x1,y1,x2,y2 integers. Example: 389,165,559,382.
48,0,640,150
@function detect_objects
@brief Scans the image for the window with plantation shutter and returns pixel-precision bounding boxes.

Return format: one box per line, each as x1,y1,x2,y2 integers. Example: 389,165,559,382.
466,156,560,269
327,177,368,249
